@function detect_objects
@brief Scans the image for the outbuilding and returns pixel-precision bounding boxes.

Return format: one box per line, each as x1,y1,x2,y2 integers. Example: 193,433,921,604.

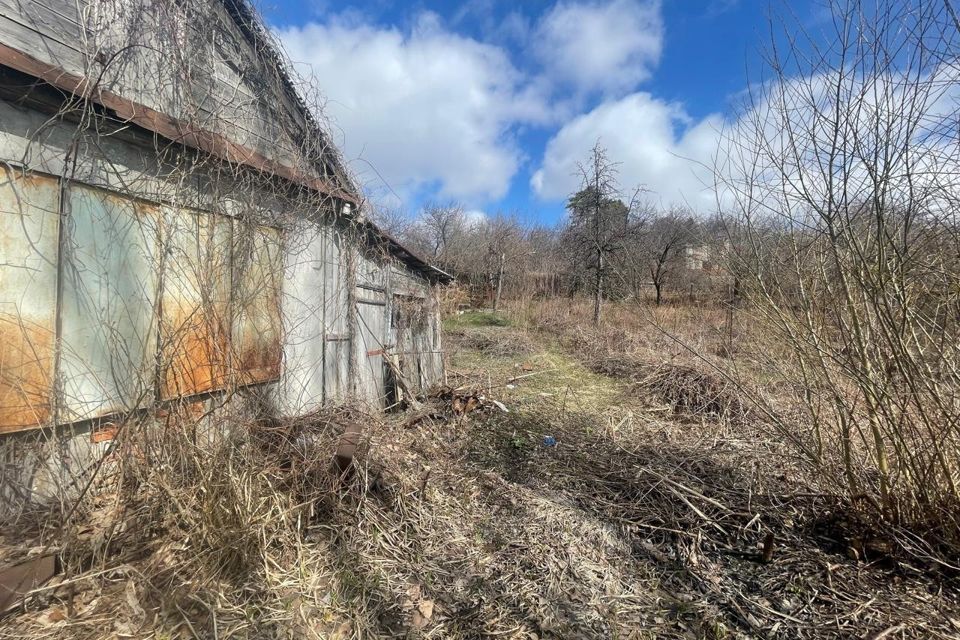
0,0,450,509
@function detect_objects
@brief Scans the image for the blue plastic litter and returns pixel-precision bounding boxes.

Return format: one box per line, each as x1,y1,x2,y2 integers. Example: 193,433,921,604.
543,435,557,447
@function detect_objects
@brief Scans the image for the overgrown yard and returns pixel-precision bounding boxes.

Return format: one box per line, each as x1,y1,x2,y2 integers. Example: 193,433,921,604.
3,306,959,639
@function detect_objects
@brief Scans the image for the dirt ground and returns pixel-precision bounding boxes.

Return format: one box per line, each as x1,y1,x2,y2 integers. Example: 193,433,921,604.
2,308,959,639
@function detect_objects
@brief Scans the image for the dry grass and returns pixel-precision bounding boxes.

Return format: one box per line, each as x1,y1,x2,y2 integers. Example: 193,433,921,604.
445,325,538,359
522,299,960,566
1,303,958,638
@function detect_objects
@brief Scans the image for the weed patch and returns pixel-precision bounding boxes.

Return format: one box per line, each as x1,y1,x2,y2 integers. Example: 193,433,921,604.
444,310,511,330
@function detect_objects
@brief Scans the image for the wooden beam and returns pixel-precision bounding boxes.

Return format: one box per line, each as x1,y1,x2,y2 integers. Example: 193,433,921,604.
0,554,57,613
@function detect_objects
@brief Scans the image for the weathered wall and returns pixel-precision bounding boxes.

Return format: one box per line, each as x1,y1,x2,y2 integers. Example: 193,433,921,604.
0,0,338,191
0,99,445,512
0,0,446,516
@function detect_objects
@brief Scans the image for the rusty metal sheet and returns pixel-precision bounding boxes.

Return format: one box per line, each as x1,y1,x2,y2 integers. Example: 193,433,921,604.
59,185,161,422
232,224,282,385
159,207,232,399
0,168,59,433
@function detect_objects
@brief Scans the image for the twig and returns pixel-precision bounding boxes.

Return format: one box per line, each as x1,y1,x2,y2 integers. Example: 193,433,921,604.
507,368,557,384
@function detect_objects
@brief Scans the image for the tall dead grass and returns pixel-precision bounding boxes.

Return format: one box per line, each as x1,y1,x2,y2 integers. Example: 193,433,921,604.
512,294,960,568
0,401,366,638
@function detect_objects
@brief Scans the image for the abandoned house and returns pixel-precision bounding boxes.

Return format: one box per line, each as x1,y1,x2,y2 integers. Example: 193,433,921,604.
0,0,450,509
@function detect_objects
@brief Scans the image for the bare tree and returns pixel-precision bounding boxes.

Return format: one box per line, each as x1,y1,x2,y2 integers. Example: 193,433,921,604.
719,0,960,553
478,214,523,312
369,203,413,241
642,210,700,305
407,202,468,268
567,142,644,324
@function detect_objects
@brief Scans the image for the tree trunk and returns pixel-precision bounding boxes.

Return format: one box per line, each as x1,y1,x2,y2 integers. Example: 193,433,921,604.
593,247,603,325
654,282,662,306
493,252,505,312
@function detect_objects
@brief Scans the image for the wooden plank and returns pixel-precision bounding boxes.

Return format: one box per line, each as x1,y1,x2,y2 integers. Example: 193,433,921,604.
0,0,86,57
355,290,387,407
324,340,348,403
0,554,57,612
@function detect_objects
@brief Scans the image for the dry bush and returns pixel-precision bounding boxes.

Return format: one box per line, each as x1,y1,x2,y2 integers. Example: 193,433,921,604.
641,365,748,421
719,0,960,561
448,326,538,357
0,402,371,639
437,282,472,316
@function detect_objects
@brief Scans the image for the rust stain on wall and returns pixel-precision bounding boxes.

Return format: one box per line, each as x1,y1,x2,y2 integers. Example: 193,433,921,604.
236,340,282,384
0,169,59,433
0,318,54,433
233,225,282,385
159,208,232,400
160,310,230,399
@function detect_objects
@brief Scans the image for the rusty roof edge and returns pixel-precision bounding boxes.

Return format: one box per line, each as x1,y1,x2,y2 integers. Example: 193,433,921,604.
0,41,361,205
355,215,454,284
219,0,358,200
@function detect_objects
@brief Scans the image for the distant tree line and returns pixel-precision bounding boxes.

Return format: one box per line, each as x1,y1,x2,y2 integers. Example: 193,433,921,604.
372,146,730,321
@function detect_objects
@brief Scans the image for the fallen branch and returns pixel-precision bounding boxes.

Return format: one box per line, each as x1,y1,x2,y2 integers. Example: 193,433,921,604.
507,368,557,384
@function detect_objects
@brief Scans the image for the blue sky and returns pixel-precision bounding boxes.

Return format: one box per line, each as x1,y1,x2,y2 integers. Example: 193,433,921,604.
261,0,820,223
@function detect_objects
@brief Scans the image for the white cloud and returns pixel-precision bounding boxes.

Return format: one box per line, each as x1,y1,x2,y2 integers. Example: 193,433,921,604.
278,14,552,203
534,0,663,95
532,93,723,210
276,2,680,211
718,65,960,220
464,209,489,225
